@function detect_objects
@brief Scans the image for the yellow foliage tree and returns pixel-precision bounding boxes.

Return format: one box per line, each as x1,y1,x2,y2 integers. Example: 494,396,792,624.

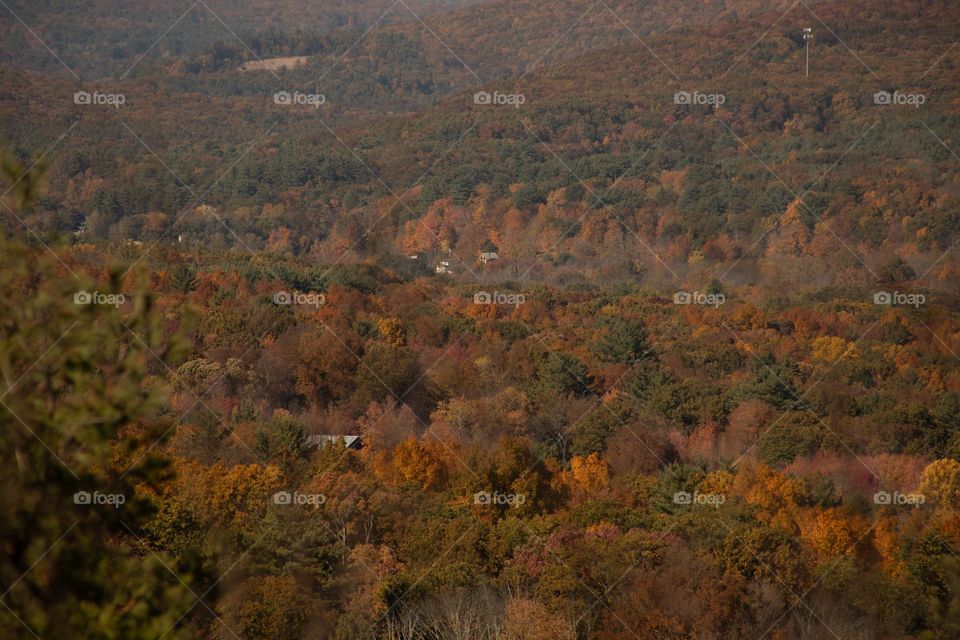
737,465,809,533
699,470,734,496
801,508,860,561
179,460,284,529
392,437,448,491
377,317,407,348
810,335,859,363
873,516,905,575
920,458,960,510
570,453,609,493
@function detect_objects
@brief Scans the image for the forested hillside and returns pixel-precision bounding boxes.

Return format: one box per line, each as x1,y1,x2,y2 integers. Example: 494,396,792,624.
2,0,960,638
4,236,960,638
2,0,958,292
0,0,489,76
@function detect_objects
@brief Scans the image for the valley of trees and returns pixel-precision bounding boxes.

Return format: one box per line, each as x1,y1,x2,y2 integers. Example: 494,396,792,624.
4,227,960,638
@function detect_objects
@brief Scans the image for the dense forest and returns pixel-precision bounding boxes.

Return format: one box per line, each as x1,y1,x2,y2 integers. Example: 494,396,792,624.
2,0,959,293
2,0,960,638
5,225,960,638
0,0,487,76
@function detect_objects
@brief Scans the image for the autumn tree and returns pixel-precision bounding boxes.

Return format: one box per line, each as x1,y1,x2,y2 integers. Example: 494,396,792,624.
920,459,960,510
0,240,196,637
392,437,449,490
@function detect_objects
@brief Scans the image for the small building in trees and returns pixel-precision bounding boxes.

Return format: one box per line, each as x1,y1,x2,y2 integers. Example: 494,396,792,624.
307,435,363,450
479,240,500,265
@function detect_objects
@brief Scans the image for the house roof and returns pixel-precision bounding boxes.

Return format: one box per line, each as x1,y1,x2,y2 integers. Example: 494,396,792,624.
306,435,362,449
